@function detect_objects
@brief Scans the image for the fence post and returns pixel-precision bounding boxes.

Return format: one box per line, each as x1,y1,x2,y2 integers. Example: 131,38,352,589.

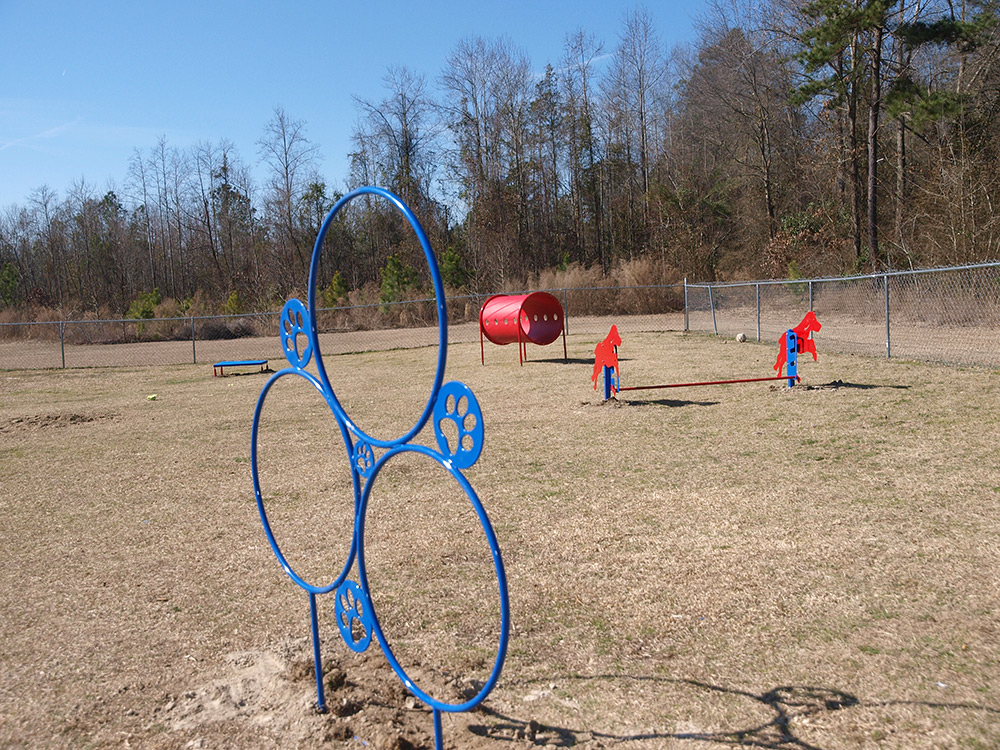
60,321,66,369
708,285,718,335
562,288,569,336
809,280,814,311
683,277,689,332
755,283,761,342
191,315,197,364
884,273,891,358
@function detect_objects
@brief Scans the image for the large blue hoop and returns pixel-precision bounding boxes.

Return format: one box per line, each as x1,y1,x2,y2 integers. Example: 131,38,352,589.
353,443,510,713
251,367,359,595
307,187,448,449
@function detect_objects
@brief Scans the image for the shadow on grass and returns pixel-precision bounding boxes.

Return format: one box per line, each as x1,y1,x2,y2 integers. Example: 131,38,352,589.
808,380,911,390
619,397,719,407
587,396,719,408
220,367,274,377
471,674,999,748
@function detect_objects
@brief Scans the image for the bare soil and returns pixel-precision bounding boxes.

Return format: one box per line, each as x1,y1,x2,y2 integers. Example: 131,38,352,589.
1,329,998,749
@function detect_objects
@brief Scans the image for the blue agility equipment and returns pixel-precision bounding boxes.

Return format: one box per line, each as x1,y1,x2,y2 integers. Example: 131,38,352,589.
603,365,619,401
785,329,798,388
213,359,268,377
250,187,509,749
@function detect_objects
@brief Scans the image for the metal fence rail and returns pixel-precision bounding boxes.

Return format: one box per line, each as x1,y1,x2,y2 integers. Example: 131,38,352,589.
1,262,997,370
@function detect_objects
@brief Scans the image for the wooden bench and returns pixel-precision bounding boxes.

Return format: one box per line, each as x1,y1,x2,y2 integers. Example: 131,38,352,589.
213,359,269,377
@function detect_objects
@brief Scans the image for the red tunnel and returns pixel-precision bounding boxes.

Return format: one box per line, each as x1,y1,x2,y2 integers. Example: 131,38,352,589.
479,292,568,365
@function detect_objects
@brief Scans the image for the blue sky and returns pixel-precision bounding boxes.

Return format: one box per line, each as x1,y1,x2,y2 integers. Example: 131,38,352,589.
0,0,699,209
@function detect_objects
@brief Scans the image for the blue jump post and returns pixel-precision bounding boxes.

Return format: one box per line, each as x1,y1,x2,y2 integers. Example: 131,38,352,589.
785,329,798,388
603,365,618,400
250,187,509,750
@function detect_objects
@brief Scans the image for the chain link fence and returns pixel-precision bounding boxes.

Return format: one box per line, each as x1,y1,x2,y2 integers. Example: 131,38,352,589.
685,262,1000,368
0,286,688,371
1,262,997,371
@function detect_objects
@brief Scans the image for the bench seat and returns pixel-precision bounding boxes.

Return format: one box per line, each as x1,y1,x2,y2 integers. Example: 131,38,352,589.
213,359,268,377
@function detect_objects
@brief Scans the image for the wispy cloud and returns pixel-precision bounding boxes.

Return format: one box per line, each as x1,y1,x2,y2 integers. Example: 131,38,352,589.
535,52,613,80
0,117,83,152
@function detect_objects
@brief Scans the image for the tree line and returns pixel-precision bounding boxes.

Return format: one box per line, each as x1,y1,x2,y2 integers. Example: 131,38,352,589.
2,0,999,320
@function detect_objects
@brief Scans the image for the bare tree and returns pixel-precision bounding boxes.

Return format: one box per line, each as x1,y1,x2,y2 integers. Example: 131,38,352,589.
126,147,157,292
684,10,801,244
562,30,606,268
257,107,321,276
440,36,503,205
441,36,532,287
527,64,564,266
28,185,69,307
621,7,666,203
352,66,438,209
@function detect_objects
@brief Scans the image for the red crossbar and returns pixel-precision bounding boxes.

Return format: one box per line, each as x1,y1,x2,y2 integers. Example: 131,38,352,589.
618,374,794,391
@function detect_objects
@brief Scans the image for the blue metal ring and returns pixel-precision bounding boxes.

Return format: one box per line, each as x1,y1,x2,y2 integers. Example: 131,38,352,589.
307,187,448,449
353,443,510,713
251,367,359,594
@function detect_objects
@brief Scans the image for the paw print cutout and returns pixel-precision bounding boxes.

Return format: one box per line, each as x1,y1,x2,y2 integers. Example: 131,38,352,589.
280,298,312,369
351,440,376,479
335,580,372,652
433,381,484,469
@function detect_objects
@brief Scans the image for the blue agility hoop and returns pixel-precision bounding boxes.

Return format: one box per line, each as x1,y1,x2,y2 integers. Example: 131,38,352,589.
354,440,510,714
250,187,508,749
307,186,448,448
251,367,360,595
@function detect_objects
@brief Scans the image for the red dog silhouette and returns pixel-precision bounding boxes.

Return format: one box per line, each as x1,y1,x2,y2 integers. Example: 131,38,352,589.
774,311,821,374
592,325,622,392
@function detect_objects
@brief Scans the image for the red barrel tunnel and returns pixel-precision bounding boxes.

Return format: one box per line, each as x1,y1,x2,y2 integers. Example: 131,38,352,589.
479,292,568,365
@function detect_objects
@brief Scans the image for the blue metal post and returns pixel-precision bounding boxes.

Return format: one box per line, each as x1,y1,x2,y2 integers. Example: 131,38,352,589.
786,330,797,388
433,709,444,750
309,593,327,712
603,365,612,400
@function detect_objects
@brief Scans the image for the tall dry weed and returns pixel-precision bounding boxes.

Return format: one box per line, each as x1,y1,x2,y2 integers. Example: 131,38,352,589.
530,263,606,293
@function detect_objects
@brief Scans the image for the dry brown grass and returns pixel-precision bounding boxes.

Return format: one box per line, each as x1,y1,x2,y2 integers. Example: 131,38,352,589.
0,331,998,748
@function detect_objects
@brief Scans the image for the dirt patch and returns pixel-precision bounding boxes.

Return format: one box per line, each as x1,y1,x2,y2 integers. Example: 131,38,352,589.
1,411,118,432
158,639,438,748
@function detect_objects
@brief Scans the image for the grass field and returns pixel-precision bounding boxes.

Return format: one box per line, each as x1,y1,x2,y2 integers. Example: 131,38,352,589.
1,329,998,749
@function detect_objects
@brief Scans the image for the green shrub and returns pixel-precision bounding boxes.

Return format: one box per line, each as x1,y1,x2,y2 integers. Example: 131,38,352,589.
222,291,244,316
379,255,419,307
321,271,349,308
126,288,162,320
0,262,20,308
440,248,470,289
